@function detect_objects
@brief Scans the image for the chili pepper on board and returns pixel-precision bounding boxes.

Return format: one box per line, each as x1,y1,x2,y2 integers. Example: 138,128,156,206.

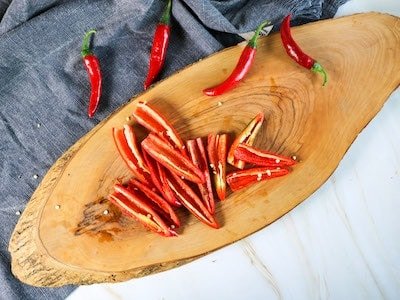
234,144,297,167
128,178,180,228
207,134,228,201
81,30,102,118
142,151,180,207
144,0,172,90
203,20,270,96
166,171,219,229
112,126,151,184
280,14,328,86
110,185,177,237
141,133,205,184
187,138,215,214
227,112,264,169
227,167,290,191
132,102,186,155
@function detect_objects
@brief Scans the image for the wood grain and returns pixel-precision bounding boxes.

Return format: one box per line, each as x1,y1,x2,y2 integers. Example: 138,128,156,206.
8,13,400,287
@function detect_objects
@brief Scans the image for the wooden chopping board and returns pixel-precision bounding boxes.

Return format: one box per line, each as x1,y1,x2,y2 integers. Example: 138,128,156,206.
9,13,400,287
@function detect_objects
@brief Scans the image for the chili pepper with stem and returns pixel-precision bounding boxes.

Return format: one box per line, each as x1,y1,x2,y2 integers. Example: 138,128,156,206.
203,20,270,96
280,14,328,86
81,29,102,118
227,167,290,191
227,112,264,169
234,144,297,167
144,0,172,90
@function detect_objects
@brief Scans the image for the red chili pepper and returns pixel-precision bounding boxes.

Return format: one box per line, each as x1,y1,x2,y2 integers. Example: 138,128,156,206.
207,134,228,201
142,151,180,207
128,178,180,228
226,167,290,191
234,144,297,167
132,102,186,155
166,171,219,229
112,126,151,184
141,133,204,184
110,184,177,237
81,29,102,118
227,112,264,169
144,0,172,90
203,20,269,96
187,138,215,214
280,14,328,86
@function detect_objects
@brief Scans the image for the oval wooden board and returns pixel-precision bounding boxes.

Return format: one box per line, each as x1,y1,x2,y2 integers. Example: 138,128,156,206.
9,13,400,287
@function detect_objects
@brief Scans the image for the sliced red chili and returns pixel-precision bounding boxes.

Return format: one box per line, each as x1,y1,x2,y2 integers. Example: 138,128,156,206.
132,102,186,155
112,126,151,184
109,188,177,237
234,144,297,167
203,20,269,96
142,133,204,184
227,112,264,169
226,167,290,191
187,138,215,214
166,172,219,229
128,178,179,228
207,134,227,201
280,15,328,86
144,0,172,89
142,151,180,207
81,30,102,118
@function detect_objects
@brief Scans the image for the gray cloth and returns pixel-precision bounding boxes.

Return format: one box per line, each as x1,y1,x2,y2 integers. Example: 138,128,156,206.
0,0,347,299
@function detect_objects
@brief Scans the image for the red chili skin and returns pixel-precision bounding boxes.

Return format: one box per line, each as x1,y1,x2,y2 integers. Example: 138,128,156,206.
227,167,290,191
144,0,172,90
234,144,297,167
81,30,102,118
203,20,269,96
280,14,328,86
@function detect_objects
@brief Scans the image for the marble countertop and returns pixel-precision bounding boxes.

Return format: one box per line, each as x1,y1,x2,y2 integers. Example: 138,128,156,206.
68,1,400,299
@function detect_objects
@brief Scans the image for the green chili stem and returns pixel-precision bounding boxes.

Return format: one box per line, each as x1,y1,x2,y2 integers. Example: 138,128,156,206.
81,29,96,57
160,0,172,25
248,20,271,48
312,62,328,86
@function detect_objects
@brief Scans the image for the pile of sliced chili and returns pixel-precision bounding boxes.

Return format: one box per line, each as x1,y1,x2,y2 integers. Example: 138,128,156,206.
109,104,297,237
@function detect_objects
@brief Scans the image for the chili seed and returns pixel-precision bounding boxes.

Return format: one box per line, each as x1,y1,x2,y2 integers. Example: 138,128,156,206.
55,205,61,209
15,211,21,216
103,210,109,215
33,174,38,179
292,155,297,160
217,101,223,106
275,159,280,163
266,170,272,176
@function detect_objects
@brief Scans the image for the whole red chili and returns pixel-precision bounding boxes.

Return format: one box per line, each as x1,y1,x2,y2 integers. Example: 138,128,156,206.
144,0,172,90
203,20,270,96
280,14,328,86
81,29,102,118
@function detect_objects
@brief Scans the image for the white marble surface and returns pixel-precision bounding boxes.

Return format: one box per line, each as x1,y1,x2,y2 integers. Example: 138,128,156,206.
68,1,400,299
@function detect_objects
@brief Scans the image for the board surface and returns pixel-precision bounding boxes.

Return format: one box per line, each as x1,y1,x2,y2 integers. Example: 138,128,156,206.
9,13,400,287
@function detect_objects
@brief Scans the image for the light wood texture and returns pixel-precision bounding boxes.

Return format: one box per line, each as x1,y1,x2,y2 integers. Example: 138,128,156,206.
9,13,400,287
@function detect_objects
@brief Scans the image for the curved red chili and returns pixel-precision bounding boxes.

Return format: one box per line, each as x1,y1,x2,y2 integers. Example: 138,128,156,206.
280,15,328,86
81,29,102,118
144,0,172,90
203,20,270,96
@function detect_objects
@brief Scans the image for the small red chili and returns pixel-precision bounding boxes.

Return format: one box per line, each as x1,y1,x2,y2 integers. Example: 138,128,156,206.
280,14,328,86
144,0,172,90
203,20,270,96
81,29,102,118
187,137,215,214
227,112,264,169
226,167,290,191
141,133,205,184
234,144,297,167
